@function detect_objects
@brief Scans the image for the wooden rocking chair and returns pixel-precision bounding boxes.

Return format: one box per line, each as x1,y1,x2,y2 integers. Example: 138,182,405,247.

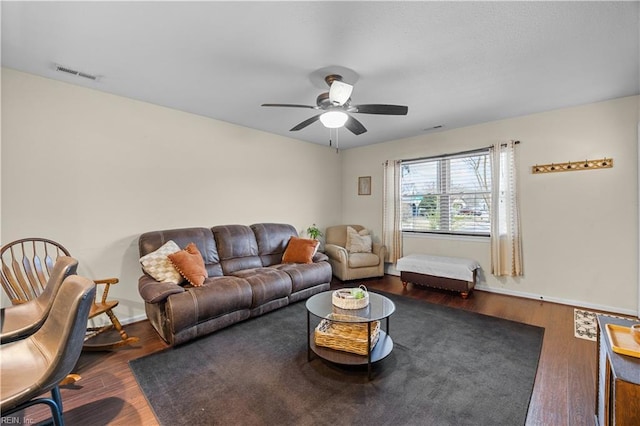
1,238,139,350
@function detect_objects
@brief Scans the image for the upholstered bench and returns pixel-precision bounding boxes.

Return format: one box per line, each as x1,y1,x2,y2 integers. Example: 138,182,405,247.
396,254,480,299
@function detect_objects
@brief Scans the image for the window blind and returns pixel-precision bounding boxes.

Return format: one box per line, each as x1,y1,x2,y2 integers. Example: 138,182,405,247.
401,149,492,236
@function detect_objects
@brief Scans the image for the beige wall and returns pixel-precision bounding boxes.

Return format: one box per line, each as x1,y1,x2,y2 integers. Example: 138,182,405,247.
342,96,639,315
3,67,638,319
1,69,343,321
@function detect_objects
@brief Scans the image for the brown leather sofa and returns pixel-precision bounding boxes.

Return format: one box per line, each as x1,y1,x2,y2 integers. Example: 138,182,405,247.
138,223,332,346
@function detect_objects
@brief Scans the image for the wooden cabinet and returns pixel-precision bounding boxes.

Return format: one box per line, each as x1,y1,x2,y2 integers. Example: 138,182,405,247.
596,316,640,425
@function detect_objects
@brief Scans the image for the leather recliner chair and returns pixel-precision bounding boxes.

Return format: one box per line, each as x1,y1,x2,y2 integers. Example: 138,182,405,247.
1,275,96,425
1,256,78,344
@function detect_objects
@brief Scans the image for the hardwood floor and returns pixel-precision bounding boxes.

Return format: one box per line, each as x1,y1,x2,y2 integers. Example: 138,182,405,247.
17,275,603,425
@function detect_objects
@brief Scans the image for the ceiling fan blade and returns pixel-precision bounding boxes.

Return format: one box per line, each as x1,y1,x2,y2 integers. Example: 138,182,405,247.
352,104,408,115
261,103,316,109
329,80,353,106
344,115,367,135
290,114,322,131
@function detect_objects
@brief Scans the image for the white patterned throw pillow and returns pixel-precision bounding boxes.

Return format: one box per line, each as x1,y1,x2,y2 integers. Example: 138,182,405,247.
346,226,372,253
139,240,183,284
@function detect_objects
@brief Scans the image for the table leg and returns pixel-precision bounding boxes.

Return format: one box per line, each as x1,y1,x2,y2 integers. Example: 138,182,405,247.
386,316,390,336
367,321,372,380
307,310,311,362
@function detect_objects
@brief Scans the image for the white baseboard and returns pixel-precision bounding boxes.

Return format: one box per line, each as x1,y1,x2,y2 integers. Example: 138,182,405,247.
385,267,637,317
473,284,637,317
122,313,148,325
89,313,148,328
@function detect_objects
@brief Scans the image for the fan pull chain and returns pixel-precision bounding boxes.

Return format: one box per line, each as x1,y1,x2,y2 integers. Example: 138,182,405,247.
327,128,339,153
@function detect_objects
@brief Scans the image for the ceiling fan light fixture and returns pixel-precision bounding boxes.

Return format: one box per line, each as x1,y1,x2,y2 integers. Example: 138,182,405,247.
320,111,348,128
329,80,353,106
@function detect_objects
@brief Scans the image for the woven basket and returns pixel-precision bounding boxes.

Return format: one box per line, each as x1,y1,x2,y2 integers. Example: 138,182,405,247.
314,313,380,356
332,285,369,310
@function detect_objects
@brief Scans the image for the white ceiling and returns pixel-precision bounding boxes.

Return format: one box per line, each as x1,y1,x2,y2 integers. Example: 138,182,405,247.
2,1,639,149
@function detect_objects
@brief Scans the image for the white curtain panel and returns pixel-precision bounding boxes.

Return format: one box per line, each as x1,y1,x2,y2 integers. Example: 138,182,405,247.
490,141,523,276
382,160,403,263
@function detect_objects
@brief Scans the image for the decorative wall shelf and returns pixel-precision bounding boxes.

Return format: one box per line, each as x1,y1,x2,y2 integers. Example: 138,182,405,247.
532,158,613,174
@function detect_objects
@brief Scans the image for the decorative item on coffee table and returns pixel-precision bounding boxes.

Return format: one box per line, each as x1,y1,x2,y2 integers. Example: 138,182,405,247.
315,314,380,356
332,285,369,309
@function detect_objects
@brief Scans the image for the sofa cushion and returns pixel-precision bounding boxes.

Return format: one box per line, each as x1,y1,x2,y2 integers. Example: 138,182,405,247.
168,242,208,287
346,226,372,253
166,276,253,334
282,237,319,264
348,252,380,268
212,225,263,274
139,240,183,284
231,268,292,308
139,227,223,277
273,262,332,294
251,223,298,266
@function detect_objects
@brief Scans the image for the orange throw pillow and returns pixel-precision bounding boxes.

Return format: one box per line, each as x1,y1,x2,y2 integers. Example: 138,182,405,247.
282,237,319,264
168,242,208,287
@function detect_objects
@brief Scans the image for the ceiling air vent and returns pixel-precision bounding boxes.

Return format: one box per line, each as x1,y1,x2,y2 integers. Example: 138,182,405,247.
55,64,98,81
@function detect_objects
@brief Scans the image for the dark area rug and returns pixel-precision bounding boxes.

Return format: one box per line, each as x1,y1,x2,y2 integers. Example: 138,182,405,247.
129,292,544,426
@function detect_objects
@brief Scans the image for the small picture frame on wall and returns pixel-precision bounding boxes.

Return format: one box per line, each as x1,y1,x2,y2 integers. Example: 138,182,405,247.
358,176,371,195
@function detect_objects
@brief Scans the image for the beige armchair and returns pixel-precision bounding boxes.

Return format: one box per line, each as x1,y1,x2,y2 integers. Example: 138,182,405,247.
324,225,386,281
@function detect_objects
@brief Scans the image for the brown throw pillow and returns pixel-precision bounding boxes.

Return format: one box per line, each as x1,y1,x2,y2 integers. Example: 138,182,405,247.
282,237,319,264
168,242,208,287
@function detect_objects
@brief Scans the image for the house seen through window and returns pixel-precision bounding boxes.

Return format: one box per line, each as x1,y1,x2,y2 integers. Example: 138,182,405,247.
401,149,492,236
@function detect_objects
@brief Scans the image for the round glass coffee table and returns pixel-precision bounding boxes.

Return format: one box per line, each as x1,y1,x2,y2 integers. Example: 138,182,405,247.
306,291,395,379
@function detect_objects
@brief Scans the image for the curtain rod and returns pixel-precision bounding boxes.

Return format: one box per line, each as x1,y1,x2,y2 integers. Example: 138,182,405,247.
496,140,520,148
399,140,520,164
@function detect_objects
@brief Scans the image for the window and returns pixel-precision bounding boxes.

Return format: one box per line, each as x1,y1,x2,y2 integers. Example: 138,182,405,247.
401,149,492,236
